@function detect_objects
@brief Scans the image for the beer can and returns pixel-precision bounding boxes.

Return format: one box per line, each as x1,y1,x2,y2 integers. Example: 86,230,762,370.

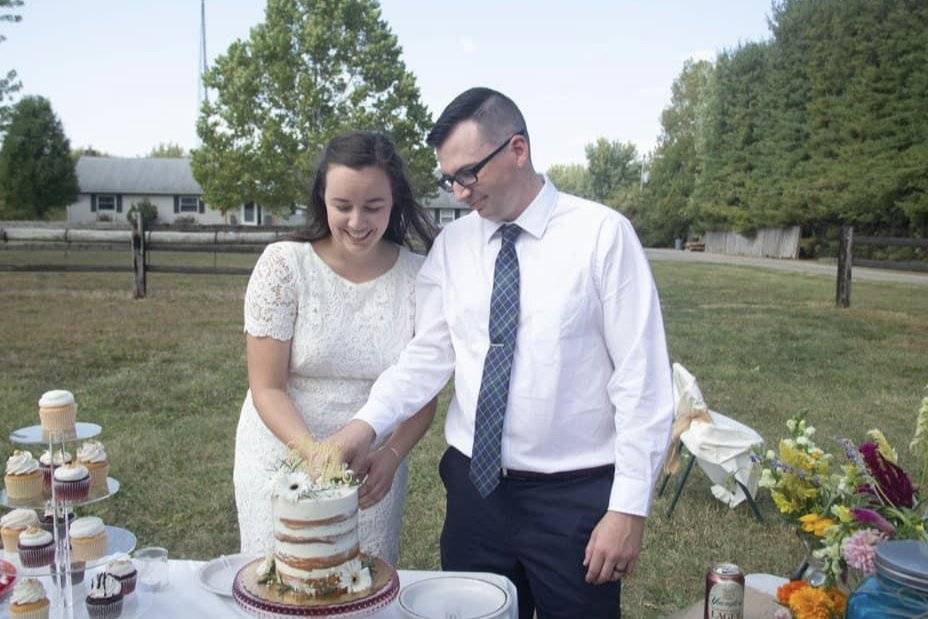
704,562,744,619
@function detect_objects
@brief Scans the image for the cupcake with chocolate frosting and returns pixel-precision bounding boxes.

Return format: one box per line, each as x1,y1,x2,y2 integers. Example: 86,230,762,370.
85,572,123,619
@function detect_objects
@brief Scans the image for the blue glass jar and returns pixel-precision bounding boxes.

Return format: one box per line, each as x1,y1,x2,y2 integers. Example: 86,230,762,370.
847,540,928,618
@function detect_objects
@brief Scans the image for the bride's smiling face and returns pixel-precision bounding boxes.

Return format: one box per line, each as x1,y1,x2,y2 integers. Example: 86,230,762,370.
323,164,394,257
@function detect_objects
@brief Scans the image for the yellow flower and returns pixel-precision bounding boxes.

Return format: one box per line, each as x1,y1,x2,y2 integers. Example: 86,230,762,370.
788,585,835,619
867,429,898,463
799,513,836,537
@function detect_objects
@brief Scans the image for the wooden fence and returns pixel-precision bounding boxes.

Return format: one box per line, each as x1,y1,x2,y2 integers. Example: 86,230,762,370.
0,219,289,298
835,225,928,307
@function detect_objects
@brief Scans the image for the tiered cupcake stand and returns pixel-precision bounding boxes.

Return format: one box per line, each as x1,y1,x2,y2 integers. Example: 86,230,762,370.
1,422,136,619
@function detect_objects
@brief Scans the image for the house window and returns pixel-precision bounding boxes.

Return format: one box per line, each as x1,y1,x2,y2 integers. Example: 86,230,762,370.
178,196,200,213
243,202,262,225
439,208,456,225
97,195,116,211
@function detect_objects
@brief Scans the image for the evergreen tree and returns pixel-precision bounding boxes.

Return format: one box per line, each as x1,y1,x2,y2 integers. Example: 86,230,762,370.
0,96,79,219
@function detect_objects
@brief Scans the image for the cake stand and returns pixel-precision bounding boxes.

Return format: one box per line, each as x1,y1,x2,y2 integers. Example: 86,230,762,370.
4,421,136,619
233,554,399,618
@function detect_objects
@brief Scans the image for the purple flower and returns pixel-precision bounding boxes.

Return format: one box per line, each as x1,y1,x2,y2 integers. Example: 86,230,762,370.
842,529,886,574
858,442,916,508
850,507,896,536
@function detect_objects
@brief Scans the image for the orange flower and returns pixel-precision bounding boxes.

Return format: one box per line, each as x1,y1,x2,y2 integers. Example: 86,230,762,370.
777,579,808,605
789,585,835,619
828,588,847,616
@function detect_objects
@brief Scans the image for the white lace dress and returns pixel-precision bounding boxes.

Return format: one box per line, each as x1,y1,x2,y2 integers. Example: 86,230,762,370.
233,241,424,565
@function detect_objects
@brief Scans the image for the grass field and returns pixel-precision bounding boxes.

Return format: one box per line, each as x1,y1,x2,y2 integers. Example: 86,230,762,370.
2,249,927,617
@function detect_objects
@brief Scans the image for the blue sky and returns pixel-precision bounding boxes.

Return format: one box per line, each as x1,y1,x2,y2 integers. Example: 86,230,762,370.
4,1,775,171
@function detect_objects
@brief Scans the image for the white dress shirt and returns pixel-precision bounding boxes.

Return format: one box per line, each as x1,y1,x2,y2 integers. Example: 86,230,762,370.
356,178,674,516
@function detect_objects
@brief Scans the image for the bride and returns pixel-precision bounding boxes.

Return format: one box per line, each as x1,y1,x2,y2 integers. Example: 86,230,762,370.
233,131,438,564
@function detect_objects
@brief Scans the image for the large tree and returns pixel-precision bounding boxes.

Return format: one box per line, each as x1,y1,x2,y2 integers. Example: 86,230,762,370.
192,0,435,213
0,0,24,131
585,138,641,204
0,96,79,219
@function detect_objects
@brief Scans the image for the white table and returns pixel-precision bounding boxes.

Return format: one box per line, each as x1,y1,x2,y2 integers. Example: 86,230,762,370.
1,559,519,618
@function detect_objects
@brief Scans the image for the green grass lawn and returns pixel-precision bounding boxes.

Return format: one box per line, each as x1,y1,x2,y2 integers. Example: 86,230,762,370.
1,250,927,617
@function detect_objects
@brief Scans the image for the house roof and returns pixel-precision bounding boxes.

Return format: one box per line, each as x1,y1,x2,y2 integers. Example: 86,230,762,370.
76,156,203,195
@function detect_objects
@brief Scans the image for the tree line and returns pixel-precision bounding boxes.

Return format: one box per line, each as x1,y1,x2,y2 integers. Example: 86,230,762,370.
550,0,928,249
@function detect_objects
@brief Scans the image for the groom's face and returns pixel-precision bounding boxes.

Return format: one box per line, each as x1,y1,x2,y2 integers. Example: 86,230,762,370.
436,121,521,222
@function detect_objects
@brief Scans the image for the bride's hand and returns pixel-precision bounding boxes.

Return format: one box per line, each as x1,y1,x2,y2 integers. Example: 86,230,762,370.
358,446,401,510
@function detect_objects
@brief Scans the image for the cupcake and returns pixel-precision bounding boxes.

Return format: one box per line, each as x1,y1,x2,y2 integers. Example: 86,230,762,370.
38,389,77,435
105,553,137,595
85,573,123,619
17,526,54,568
1,508,38,553
8,578,50,619
52,463,90,502
77,441,109,491
38,448,72,494
4,451,43,502
69,516,107,562
39,507,74,538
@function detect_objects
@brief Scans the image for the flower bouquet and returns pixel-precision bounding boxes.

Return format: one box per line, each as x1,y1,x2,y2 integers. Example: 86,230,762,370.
755,385,928,618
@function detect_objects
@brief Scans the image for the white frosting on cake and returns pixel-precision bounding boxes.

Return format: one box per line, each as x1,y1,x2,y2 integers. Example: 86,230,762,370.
271,484,371,596
18,527,52,547
53,463,88,481
70,516,105,538
11,578,45,605
1,509,38,529
77,441,107,463
39,449,72,466
38,390,74,408
105,553,135,577
5,451,39,475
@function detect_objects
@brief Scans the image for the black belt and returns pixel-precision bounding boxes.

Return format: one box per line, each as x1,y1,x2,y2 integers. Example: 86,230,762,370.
501,464,614,481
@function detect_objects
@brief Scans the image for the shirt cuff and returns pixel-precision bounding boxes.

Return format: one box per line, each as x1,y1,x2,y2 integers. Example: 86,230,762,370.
353,400,396,440
607,473,653,517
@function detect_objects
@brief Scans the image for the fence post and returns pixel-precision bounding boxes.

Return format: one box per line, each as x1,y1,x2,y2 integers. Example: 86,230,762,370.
132,216,147,298
836,225,853,308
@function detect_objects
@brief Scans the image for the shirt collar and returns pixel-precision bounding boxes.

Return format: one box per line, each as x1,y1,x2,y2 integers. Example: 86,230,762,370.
481,176,558,244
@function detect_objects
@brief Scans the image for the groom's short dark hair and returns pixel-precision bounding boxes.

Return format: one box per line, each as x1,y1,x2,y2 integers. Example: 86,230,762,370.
427,87,528,149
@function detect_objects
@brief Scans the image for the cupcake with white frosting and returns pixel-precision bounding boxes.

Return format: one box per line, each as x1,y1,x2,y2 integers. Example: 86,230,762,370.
69,516,107,562
5,450,42,501
39,506,74,538
1,508,38,553
85,572,123,619
105,553,137,595
39,448,72,494
77,440,109,491
38,389,76,434
52,463,90,502
17,526,54,568
9,577,50,619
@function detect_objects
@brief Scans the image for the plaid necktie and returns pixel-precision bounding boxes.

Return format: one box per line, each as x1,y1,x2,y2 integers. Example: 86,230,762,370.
470,223,522,498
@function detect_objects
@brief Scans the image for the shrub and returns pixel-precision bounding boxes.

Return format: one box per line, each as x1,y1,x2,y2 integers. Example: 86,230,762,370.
96,214,112,222
173,215,198,225
127,198,158,227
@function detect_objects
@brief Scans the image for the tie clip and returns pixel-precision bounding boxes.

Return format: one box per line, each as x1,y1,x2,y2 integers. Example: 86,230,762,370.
489,342,504,348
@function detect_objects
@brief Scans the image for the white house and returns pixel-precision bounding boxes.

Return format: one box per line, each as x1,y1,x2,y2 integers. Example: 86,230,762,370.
68,156,305,227
422,189,468,227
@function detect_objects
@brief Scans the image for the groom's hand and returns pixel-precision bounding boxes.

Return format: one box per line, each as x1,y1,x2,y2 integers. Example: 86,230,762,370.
330,420,376,476
583,511,644,584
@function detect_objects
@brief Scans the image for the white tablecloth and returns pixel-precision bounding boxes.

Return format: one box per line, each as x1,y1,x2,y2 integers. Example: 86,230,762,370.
1,559,519,618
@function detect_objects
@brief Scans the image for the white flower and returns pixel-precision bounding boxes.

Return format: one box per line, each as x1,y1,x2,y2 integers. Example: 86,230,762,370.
279,470,312,502
804,425,816,437
758,469,776,488
786,419,796,432
267,469,288,497
783,438,796,449
765,449,776,460
796,436,810,447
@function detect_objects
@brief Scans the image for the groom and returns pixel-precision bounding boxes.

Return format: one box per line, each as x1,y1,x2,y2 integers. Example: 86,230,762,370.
334,87,673,618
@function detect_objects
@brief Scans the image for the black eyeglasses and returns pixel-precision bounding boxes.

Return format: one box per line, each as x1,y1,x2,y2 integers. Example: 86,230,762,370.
437,130,526,192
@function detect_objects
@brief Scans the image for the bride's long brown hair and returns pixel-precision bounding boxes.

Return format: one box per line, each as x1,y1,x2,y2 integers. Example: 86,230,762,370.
288,131,437,251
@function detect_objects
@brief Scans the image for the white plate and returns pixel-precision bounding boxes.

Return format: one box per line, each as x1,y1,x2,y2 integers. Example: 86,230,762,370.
399,575,511,619
197,553,259,597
